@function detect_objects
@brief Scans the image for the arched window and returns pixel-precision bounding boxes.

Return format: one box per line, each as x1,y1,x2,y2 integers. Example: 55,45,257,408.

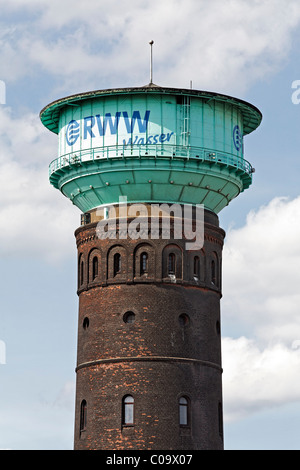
179,313,190,327
78,254,85,288
179,396,190,427
80,400,87,434
114,253,121,276
163,245,182,280
92,256,98,280
211,252,219,287
83,317,89,330
193,256,200,277
211,259,216,285
80,260,84,286
168,253,175,274
140,252,148,274
218,402,223,439
122,395,134,426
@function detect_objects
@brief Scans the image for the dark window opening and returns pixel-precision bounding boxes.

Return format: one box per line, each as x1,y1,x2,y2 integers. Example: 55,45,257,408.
83,317,89,330
218,402,223,439
114,253,121,276
122,395,134,426
81,212,91,225
179,314,190,327
168,253,175,274
80,261,84,286
211,259,216,285
140,252,148,274
92,256,98,280
123,311,135,324
80,400,87,434
193,256,200,277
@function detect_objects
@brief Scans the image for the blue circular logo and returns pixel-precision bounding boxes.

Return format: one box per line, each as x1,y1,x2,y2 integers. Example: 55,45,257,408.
233,125,242,152
66,120,80,146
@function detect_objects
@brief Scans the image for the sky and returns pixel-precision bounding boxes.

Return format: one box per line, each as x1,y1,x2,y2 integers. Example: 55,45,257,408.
0,0,300,450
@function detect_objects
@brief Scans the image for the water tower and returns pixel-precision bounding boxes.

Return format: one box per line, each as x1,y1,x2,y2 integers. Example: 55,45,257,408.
40,69,261,450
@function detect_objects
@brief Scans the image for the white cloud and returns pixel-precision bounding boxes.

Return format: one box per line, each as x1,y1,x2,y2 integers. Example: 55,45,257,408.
0,106,53,166
222,196,300,345
222,195,300,421
1,0,300,93
0,107,79,263
222,337,300,422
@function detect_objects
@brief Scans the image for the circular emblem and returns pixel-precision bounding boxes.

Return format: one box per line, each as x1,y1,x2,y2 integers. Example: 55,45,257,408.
66,120,80,146
233,125,242,152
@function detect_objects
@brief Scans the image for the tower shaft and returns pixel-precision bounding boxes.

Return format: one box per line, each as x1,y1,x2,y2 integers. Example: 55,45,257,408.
74,207,224,450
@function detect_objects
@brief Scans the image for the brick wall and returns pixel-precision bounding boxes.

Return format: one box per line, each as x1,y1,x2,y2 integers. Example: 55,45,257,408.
73,208,225,450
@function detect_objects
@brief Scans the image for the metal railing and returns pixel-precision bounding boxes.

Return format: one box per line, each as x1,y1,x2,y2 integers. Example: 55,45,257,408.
49,144,253,177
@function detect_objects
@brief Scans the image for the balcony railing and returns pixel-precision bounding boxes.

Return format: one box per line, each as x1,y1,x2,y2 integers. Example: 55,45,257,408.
49,144,253,178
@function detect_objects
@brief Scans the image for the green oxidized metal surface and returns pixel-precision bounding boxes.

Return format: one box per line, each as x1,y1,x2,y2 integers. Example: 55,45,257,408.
40,85,262,214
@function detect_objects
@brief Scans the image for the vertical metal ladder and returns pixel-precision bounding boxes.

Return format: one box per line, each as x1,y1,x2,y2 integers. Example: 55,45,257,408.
181,96,191,148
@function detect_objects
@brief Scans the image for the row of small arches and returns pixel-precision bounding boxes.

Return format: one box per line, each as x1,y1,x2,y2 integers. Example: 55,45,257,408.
78,243,221,289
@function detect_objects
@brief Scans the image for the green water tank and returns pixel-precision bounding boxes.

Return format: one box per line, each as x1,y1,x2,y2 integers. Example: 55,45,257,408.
40,84,262,214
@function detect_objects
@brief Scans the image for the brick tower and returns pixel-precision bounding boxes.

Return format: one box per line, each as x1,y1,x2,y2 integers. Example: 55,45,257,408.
40,83,261,450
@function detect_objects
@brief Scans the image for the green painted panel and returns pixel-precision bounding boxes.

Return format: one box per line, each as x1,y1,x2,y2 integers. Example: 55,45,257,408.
119,183,153,201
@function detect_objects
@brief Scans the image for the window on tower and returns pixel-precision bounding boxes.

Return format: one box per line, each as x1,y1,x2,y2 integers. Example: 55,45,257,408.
211,252,219,287
113,253,121,276
140,252,148,274
168,253,175,274
92,256,98,280
179,396,190,427
80,260,84,285
80,400,87,435
193,256,200,277
211,259,216,285
218,402,223,440
122,395,134,426
78,254,85,288
179,313,190,327
83,317,89,330
123,311,135,324
163,245,182,280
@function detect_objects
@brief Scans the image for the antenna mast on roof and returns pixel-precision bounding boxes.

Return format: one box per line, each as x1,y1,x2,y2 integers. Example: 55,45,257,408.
149,40,154,85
